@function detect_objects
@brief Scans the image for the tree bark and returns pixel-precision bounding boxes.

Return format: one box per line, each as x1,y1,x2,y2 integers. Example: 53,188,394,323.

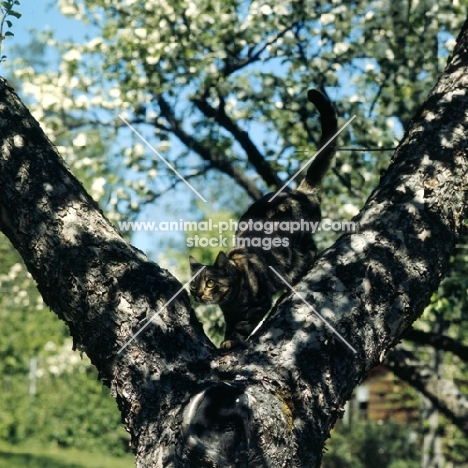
0,16,467,468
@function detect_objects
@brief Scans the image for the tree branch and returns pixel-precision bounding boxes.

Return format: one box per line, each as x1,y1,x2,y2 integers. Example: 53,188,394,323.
0,77,215,457
385,346,468,435
403,328,468,362
156,94,263,200
0,82,215,367
222,21,300,76
247,16,468,463
191,90,283,189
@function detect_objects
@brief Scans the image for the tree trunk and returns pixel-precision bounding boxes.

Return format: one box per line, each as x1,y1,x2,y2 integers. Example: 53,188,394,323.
0,16,467,467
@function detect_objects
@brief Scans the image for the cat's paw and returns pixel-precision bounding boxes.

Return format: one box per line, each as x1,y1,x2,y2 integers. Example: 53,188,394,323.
220,339,245,350
220,339,236,349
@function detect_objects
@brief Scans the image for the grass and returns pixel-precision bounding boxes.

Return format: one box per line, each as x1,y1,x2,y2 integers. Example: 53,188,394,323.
0,443,134,468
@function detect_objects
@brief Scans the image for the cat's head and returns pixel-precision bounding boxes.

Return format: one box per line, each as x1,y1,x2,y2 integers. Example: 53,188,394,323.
189,252,239,305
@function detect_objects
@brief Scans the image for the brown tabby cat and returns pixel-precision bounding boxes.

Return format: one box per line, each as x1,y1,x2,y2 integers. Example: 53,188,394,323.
189,89,338,347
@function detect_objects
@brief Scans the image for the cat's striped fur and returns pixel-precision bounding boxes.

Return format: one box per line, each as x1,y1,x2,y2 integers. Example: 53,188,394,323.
189,89,338,347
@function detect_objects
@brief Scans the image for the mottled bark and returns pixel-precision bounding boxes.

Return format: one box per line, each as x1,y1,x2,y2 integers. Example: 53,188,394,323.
0,16,467,468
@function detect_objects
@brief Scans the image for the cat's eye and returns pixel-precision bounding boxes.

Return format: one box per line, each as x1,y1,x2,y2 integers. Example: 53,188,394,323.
189,283,196,291
205,279,215,288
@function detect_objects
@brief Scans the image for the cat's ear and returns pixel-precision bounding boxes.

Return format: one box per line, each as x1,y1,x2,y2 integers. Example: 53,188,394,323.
189,256,201,271
214,251,229,268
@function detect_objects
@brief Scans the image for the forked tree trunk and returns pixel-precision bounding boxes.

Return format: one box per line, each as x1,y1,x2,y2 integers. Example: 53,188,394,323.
0,17,467,468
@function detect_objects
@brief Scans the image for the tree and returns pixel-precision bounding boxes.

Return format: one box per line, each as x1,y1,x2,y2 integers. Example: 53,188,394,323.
13,1,463,219
0,25,132,455
1,9,467,468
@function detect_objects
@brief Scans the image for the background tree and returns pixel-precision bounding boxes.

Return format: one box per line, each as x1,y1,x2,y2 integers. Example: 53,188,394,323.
2,0,468,465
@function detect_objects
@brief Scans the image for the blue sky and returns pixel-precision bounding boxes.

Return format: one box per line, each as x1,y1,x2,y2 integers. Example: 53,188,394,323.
6,1,88,47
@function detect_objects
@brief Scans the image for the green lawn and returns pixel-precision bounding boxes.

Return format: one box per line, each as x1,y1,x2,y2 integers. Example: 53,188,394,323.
0,444,134,468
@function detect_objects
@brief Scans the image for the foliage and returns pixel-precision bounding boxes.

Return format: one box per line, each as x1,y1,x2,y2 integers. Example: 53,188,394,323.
0,232,130,455
0,27,133,452
322,420,421,468
0,0,21,62
406,224,468,464
12,0,465,224
7,0,463,260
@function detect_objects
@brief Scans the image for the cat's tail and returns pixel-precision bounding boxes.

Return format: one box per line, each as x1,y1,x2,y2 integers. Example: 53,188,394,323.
299,89,338,191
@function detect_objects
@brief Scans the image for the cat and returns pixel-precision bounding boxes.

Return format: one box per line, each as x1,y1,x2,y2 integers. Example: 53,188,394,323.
189,89,338,348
